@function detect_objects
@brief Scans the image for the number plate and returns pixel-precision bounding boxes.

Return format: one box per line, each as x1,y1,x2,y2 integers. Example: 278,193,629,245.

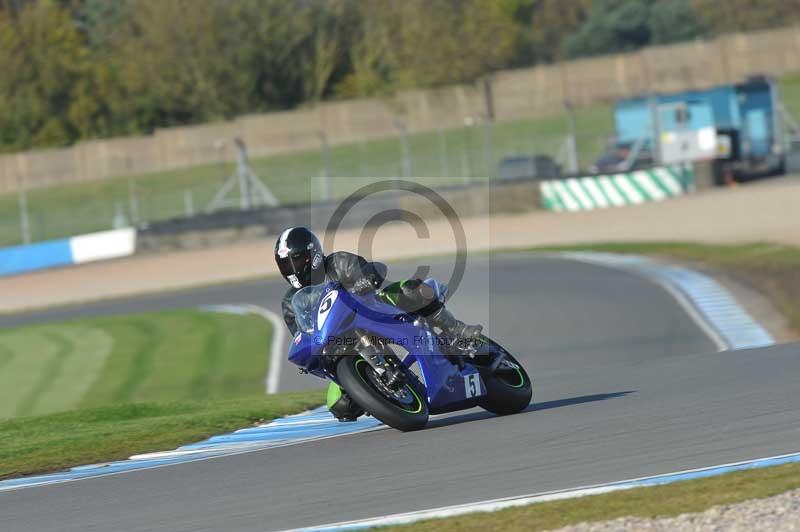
464,373,484,398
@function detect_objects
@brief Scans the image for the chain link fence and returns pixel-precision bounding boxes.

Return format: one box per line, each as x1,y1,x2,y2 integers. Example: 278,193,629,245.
0,109,612,248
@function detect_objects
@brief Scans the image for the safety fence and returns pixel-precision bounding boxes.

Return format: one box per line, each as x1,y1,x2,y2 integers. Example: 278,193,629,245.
0,118,610,249
539,165,694,212
0,165,695,277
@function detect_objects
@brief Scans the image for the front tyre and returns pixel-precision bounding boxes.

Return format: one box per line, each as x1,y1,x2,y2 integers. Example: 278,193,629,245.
336,356,429,432
477,340,532,416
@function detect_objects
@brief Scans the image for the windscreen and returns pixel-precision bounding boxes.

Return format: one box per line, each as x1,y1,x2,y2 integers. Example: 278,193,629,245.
291,284,327,333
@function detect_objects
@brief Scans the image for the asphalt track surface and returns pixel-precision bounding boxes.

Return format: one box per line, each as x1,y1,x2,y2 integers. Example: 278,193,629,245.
3,254,799,532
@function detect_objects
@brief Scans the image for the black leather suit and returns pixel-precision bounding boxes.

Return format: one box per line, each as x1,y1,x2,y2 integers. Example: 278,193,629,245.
280,251,441,335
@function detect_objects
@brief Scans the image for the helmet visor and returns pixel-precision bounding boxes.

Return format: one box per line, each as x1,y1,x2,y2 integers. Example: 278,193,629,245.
281,250,324,288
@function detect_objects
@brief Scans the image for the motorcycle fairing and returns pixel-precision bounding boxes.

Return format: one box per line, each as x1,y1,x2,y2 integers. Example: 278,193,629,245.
287,281,487,413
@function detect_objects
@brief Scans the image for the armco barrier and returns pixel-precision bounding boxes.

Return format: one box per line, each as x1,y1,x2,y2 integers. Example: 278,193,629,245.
0,228,137,277
135,179,542,253
539,165,694,212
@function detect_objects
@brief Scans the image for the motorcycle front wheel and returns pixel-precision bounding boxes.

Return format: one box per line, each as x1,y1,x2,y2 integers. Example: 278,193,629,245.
476,338,533,416
336,356,429,432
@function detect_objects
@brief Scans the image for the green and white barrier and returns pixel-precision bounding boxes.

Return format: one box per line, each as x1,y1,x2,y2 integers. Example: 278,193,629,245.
540,165,693,212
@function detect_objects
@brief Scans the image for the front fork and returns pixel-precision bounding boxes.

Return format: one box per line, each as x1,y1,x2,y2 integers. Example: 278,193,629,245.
353,329,403,388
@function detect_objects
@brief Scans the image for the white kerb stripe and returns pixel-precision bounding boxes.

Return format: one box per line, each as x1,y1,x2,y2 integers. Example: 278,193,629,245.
565,178,595,210
597,176,626,207
70,228,137,264
633,171,666,201
581,178,609,208
612,175,644,204
551,181,580,211
542,181,564,211
654,167,682,196
540,182,562,211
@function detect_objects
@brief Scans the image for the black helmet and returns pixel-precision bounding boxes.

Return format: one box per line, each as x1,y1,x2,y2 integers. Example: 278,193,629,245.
275,227,325,289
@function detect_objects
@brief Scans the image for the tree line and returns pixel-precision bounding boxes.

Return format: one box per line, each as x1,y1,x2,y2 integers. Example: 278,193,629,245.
1,0,798,153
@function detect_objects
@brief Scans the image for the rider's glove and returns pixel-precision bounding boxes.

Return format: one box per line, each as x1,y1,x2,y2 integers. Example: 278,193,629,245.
353,277,376,295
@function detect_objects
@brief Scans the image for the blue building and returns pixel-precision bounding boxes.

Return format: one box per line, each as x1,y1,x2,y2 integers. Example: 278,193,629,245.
603,76,789,180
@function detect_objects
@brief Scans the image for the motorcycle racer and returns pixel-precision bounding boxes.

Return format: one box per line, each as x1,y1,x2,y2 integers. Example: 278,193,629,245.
274,226,482,421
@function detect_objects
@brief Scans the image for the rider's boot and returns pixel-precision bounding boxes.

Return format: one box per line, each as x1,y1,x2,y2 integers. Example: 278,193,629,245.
428,306,482,343
327,382,364,422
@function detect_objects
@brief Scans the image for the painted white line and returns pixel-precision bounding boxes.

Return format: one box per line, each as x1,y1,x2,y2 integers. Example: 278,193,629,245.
199,304,286,394
238,304,286,395
288,450,800,532
129,448,235,460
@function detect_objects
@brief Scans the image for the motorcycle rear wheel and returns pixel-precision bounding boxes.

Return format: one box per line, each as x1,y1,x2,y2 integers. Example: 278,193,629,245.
337,356,429,432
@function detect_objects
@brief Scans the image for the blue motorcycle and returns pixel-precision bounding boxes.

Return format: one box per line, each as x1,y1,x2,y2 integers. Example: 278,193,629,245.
288,278,532,431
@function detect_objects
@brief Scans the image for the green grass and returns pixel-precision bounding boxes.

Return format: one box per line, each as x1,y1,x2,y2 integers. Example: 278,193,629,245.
0,391,325,480
390,462,800,531
524,242,800,335
0,309,274,419
780,73,800,121
0,104,612,247
0,308,326,479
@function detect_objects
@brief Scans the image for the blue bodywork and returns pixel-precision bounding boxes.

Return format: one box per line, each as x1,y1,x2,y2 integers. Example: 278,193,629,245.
614,77,780,161
288,279,487,415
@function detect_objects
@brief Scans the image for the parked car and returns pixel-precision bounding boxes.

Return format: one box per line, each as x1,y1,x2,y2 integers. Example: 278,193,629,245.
497,155,561,181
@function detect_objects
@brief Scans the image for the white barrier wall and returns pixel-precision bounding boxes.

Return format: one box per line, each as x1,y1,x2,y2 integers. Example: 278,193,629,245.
70,228,137,264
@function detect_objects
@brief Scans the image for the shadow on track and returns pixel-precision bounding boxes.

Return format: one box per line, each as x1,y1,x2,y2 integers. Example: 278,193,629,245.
425,391,636,430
